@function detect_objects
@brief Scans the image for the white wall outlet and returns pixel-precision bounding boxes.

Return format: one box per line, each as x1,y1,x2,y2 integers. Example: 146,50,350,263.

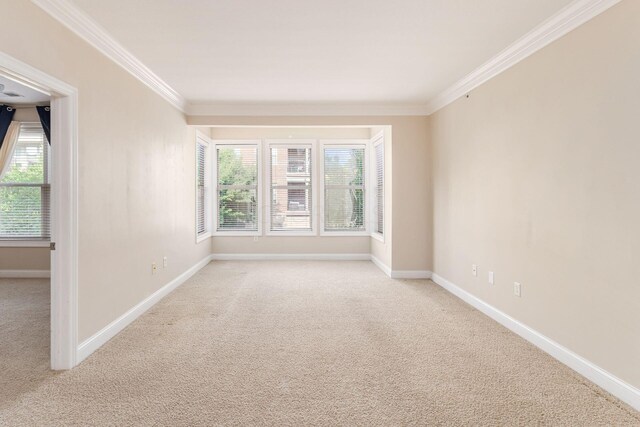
152,263,157,275
163,256,168,268
514,282,522,297
253,236,259,242
488,271,494,285
472,264,477,277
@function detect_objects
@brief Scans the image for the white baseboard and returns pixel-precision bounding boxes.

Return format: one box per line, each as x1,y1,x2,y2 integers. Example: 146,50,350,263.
391,270,432,279
370,255,392,276
370,255,431,279
0,269,50,278
210,253,371,261
431,273,640,412
76,254,213,364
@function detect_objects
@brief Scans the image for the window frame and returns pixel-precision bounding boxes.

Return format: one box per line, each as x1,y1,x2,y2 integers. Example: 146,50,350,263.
0,122,51,243
370,131,385,242
212,139,262,236
195,131,212,243
318,139,370,236
265,140,317,236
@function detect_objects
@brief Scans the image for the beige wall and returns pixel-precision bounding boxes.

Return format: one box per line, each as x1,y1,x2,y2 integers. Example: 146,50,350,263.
191,116,431,271
0,248,49,271
0,1,210,342
430,0,639,389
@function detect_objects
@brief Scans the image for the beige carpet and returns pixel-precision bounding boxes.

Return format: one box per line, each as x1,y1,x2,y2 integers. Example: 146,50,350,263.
0,261,638,426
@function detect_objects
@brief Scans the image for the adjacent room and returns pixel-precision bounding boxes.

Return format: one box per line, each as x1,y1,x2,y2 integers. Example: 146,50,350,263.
0,0,638,425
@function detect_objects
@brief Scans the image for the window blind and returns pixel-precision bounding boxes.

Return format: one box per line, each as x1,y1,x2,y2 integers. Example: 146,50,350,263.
196,140,208,236
374,142,384,235
270,146,312,231
323,147,366,231
0,123,50,240
216,145,258,231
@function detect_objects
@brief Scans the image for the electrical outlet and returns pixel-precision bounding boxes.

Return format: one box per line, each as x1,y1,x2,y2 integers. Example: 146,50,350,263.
253,236,259,242
163,256,168,268
488,271,494,285
472,264,477,277
514,282,521,297
152,263,157,275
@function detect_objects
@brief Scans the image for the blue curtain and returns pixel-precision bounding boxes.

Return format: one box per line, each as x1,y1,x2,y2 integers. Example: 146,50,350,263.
36,106,51,144
0,105,16,150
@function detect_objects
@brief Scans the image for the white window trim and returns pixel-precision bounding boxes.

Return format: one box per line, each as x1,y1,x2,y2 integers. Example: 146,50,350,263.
319,139,370,236
212,139,262,237
0,122,52,241
0,239,51,247
195,131,212,243
265,140,317,236
370,131,385,242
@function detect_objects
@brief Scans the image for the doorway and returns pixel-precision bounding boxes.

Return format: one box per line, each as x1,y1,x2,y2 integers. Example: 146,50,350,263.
0,51,78,370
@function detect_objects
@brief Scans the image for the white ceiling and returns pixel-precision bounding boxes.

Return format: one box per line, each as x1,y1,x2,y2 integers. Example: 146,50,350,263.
70,0,573,107
0,75,50,105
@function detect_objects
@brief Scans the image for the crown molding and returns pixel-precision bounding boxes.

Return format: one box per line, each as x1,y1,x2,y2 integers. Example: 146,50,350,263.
186,102,431,117
32,0,620,118
425,0,622,115
32,0,187,112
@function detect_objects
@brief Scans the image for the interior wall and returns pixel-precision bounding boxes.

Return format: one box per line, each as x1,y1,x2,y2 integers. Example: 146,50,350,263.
0,248,49,271
190,116,431,272
0,1,210,342
430,0,639,390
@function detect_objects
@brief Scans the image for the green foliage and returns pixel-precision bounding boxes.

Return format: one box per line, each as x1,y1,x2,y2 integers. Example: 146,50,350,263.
217,148,257,228
0,160,46,237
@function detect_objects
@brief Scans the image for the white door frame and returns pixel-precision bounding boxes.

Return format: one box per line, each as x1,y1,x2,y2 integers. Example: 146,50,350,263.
0,51,78,370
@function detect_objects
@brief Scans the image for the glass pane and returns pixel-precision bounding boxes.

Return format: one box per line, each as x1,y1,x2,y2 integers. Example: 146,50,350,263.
324,147,365,186
0,186,49,238
217,146,257,186
270,146,312,231
271,186,312,231
1,124,46,185
218,188,258,231
324,188,365,231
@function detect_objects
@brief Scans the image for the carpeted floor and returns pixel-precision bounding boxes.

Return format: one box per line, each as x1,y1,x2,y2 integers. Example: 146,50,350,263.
1,261,638,426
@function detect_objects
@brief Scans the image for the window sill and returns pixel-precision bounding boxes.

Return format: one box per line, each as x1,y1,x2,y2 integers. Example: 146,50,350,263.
266,230,316,237
371,232,385,243
212,231,261,237
196,232,212,243
0,240,50,248
319,231,370,237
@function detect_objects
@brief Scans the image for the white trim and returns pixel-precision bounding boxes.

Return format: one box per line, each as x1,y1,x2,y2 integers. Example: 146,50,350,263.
212,139,262,236
195,132,212,242
0,240,50,248
370,232,384,243
425,0,622,114
0,269,51,278
76,255,213,364
319,140,370,235
390,270,431,279
264,140,317,236
431,273,640,412
0,51,80,371
32,0,187,112
370,255,392,277
210,253,370,261
187,102,430,117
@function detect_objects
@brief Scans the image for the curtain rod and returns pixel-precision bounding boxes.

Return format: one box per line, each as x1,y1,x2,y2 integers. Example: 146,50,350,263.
1,104,50,109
